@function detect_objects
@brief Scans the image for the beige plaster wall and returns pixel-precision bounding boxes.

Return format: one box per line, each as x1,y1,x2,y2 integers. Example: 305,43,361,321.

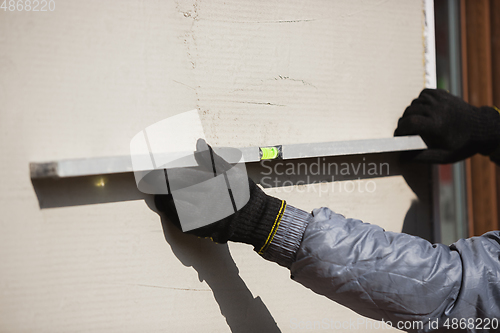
0,1,428,331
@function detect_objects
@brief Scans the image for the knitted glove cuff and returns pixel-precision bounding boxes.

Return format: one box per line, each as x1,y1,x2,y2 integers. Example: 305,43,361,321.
228,183,286,252
261,205,311,268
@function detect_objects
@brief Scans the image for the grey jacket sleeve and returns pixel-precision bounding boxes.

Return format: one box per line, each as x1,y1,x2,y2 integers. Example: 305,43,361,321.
262,205,500,332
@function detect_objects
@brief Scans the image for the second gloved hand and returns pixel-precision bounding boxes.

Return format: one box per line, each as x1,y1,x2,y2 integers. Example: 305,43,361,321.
394,88,500,163
155,139,286,254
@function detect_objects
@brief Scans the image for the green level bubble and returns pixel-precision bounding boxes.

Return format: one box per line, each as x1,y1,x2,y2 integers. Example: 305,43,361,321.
260,147,279,160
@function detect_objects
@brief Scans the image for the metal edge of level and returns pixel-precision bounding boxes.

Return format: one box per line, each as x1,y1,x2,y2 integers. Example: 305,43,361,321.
29,135,426,179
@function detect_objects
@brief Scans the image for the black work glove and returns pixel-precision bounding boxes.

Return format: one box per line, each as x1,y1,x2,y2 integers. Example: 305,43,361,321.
155,140,286,254
394,88,500,164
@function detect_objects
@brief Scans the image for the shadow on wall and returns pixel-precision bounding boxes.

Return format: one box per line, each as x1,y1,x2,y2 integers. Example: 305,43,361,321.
31,151,427,209
32,172,282,332
31,151,435,242
245,152,434,242
32,154,394,209
30,150,434,331
31,172,144,209
144,196,282,333
400,161,434,242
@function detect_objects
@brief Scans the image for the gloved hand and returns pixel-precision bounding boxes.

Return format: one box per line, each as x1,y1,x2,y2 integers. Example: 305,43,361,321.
394,88,500,163
155,139,286,254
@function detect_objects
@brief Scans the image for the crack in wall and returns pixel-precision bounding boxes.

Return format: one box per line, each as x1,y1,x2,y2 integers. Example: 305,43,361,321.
275,75,317,88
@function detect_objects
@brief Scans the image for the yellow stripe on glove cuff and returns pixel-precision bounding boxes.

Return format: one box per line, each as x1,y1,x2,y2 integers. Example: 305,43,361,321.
258,200,287,255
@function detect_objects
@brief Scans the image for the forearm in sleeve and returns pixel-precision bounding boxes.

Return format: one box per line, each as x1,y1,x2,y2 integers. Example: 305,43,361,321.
261,205,500,332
